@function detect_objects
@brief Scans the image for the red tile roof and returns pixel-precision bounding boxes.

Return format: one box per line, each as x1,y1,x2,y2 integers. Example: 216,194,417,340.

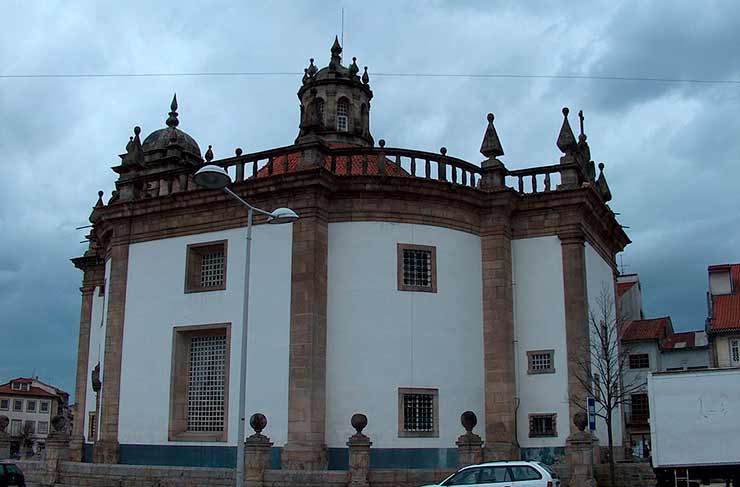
0,378,68,399
709,263,740,332
255,146,410,178
617,281,636,297
661,331,698,349
621,317,672,342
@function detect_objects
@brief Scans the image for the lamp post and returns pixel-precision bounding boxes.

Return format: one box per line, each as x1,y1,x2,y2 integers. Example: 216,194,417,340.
194,164,298,487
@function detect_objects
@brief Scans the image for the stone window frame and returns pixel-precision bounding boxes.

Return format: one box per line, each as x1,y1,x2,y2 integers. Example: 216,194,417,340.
88,411,97,441
37,421,49,435
397,387,439,438
184,240,228,294
12,399,23,412
169,322,231,443
397,243,438,293
39,401,50,414
528,413,557,438
0,398,8,410
527,349,556,374
26,400,37,413
629,353,650,369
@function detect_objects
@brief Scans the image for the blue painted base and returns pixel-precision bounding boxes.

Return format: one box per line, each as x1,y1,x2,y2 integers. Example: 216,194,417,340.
520,447,565,465
84,444,281,469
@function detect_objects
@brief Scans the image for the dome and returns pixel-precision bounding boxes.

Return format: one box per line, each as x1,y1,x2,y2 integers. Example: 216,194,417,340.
142,127,201,158
141,94,202,159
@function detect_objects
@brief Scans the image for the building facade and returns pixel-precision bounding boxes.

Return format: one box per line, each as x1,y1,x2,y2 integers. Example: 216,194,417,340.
70,39,629,469
707,263,740,368
0,378,69,455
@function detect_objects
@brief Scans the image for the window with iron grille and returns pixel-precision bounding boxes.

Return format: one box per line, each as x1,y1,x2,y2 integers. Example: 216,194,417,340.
337,98,349,132
397,244,437,293
185,241,227,293
527,350,555,374
398,388,438,437
731,339,740,364
630,393,649,423
529,413,557,437
629,353,650,369
88,412,96,441
169,324,231,442
187,334,227,433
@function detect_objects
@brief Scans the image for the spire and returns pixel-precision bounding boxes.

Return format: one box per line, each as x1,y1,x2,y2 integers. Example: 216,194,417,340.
166,94,179,128
556,107,577,154
480,113,504,158
330,36,342,68
349,57,359,77
362,66,369,85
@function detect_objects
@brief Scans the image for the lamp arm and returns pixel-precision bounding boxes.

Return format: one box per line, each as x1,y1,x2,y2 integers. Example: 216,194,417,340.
222,187,274,218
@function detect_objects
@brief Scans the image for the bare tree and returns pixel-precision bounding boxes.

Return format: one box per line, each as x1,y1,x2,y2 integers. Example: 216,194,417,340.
569,286,645,486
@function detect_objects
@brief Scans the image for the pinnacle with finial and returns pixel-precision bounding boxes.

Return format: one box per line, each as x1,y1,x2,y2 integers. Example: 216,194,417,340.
331,35,342,54
362,66,369,85
307,58,317,77
349,57,359,77
578,109,588,143
95,190,104,208
480,113,504,158
329,36,342,68
166,93,179,128
556,107,577,154
205,145,214,162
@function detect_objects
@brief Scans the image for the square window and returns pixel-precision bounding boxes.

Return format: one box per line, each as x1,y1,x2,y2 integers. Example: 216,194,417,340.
527,350,555,374
398,388,439,438
397,244,437,293
0,399,8,410
529,413,557,437
12,400,22,412
26,400,36,413
185,241,228,293
11,383,20,391
10,419,22,436
21,383,29,391
38,421,48,435
629,354,650,369
40,401,50,413
169,323,231,442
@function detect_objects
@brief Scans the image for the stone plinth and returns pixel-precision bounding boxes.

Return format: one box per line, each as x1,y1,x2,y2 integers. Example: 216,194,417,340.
245,433,273,487
92,438,119,464
456,411,483,467
347,433,371,487
565,413,600,487
40,430,69,487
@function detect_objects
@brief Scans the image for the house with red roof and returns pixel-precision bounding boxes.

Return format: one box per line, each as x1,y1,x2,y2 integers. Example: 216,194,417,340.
707,263,740,367
0,377,70,457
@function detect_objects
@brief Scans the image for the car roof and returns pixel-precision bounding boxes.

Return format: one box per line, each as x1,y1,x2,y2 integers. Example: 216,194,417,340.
460,461,543,469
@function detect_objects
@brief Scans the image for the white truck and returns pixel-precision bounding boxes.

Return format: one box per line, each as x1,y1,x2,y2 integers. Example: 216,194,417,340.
648,368,740,487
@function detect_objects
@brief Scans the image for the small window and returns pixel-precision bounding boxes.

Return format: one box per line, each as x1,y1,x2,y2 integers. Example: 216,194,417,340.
11,383,21,391
630,393,649,423
185,241,228,293
527,350,555,374
24,420,35,434
529,413,557,437
629,353,650,369
731,339,740,365
88,412,96,440
38,421,49,434
398,387,439,438
12,400,23,412
337,98,349,132
26,400,36,413
443,468,480,486
11,419,22,435
21,383,30,391
397,243,437,293
0,399,8,410
40,401,50,413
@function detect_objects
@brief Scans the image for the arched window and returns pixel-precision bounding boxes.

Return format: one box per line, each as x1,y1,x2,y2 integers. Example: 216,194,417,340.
316,98,325,125
337,98,349,132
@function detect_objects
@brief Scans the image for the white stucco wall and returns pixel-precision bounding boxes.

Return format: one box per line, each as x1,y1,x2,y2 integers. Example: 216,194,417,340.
326,222,484,448
84,259,109,442
584,243,622,446
117,224,293,446
512,236,569,448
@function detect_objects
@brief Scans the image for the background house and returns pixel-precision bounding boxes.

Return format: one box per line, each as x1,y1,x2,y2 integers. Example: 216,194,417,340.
707,263,740,367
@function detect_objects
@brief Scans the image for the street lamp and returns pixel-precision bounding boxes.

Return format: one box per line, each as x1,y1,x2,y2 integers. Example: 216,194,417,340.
194,164,298,487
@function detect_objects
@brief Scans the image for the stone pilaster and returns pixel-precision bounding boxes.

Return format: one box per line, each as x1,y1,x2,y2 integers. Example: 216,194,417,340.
283,198,329,470
560,229,591,435
480,203,518,461
69,257,104,462
94,236,130,464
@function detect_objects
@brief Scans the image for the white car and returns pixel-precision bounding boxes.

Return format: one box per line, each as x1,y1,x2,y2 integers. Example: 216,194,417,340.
420,460,561,487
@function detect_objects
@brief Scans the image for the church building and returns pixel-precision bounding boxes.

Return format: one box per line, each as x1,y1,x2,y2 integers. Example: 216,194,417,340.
70,38,629,469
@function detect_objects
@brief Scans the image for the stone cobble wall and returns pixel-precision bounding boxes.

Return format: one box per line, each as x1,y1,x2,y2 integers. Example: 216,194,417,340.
595,463,657,487
264,469,347,486
369,468,456,487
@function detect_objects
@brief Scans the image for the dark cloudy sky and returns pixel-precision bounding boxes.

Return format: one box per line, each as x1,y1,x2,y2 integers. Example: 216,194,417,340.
2,1,739,399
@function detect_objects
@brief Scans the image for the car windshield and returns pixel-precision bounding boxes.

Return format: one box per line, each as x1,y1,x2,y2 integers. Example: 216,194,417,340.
537,462,559,478
4,464,22,475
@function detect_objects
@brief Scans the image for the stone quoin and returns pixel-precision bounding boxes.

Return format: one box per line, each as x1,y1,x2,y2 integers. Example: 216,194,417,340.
71,38,629,470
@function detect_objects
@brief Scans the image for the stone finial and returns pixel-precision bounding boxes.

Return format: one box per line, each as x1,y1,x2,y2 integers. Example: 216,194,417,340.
51,415,68,433
557,107,577,154
235,147,243,157
330,35,342,68
205,145,214,162
307,58,318,77
596,162,612,202
362,66,369,85
350,57,360,77
166,94,179,128
95,191,104,208
480,112,504,158
578,109,586,142
250,413,267,435
302,68,309,85
0,415,8,432
378,139,385,148
351,413,368,435
573,411,588,432
440,146,447,156
461,411,478,433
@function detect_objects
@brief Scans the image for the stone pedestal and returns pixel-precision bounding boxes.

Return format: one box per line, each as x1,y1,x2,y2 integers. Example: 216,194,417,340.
456,411,484,467
565,413,600,487
92,438,119,464
347,433,371,487
40,431,69,487
245,434,273,487
68,434,85,462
